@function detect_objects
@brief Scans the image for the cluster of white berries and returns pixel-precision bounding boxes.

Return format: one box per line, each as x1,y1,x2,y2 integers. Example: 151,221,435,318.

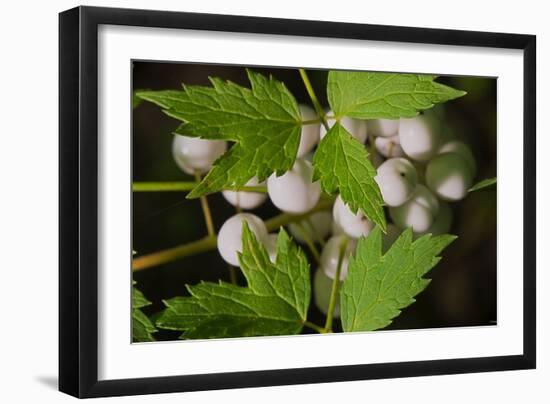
171,104,475,317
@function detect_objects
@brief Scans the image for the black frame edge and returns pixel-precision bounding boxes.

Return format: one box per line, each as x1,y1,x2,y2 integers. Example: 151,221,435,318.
522,35,536,368
59,5,537,398
83,355,532,398
58,6,81,397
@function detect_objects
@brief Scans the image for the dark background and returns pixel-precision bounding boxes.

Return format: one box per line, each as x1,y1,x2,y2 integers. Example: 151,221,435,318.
132,62,497,341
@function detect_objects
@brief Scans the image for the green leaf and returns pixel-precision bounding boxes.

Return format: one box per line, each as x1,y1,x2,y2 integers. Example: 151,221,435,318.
132,285,152,309
340,227,456,332
136,70,302,197
313,123,386,230
156,224,311,339
132,284,157,342
327,71,466,119
132,89,149,109
133,309,157,342
469,177,496,192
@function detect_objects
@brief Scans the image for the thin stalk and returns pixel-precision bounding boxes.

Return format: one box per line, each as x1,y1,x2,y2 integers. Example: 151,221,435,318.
303,321,328,334
296,222,321,264
298,68,329,131
195,172,216,237
228,265,238,285
387,140,395,158
133,182,267,193
235,203,242,214
132,198,334,271
132,236,216,271
324,235,348,332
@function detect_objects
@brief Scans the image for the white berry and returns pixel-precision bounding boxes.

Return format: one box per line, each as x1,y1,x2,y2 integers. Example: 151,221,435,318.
332,195,374,238
375,158,418,207
313,268,341,317
320,235,357,281
297,105,320,157
375,134,405,158
438,140,476,177
320,111,367,144
264,233,278,263
425,153,474,201
367,119,399,138
399,114,440,162
288,211,332,244
389,184,439,233
172,135,226,175
267,159,321,214
217,213,268,266
222,177,267,210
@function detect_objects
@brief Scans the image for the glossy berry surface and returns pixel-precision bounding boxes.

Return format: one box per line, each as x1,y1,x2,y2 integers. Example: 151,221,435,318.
172,134,227,175
389,184,439,233
426,152,474,201
332,195,374,238
217,213,268,266
297,104,320,157
222,177,267,210
320,235,357,281
367,118,399,138
375,157,418,207
399,115,440,162
267,159,321,214
264,233,278,263
438,140,477,177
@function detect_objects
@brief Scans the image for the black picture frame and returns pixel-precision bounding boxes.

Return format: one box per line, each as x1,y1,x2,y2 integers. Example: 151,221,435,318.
59,5,536,398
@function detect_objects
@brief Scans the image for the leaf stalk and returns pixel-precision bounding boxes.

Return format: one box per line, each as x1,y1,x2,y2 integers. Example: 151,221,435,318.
324,235,348,332
299,68,330,131
133,181,267,193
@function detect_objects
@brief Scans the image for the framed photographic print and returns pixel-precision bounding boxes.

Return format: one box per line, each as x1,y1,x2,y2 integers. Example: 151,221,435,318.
59,6,536,398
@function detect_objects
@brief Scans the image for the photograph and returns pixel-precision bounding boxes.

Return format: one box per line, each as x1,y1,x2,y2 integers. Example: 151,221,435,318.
130,62,497,343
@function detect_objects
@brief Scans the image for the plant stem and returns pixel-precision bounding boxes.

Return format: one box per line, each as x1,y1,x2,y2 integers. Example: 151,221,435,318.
228,265,238,285
303,320,328,334
132,182,267,193
296,222,321,264
299,68,330,131
324,235,348,332
132,198,334,271
195,172,216,237
133,236,216,271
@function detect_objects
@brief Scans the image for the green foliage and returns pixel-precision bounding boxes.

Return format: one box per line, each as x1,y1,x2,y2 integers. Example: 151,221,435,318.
132,283,157,342
313,123,386,230
156,224,311,339
136,70,302,198
469,177,496,192
327,71,466,119
340,228,456,332
132,90,148,109
135,69,470,340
